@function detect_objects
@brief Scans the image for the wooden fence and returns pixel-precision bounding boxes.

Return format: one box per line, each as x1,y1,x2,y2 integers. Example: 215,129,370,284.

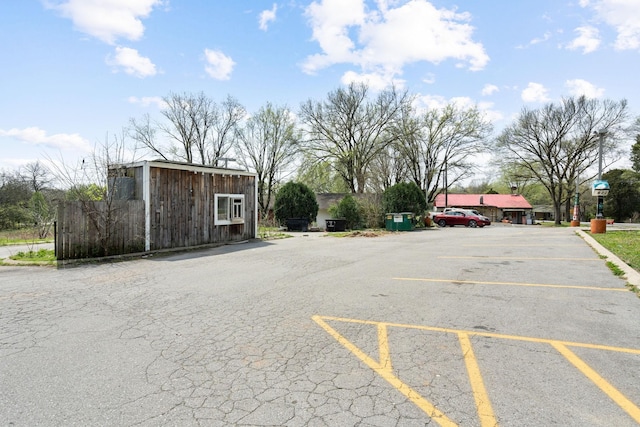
56,200,145,260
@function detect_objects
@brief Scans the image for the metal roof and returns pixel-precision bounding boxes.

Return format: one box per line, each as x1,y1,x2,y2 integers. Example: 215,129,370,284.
110,159,257,177
434,193,533,209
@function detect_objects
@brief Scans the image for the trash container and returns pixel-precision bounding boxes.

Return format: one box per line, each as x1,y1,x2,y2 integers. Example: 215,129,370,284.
325,219,346,232
385,212,414,231
286,218,309,231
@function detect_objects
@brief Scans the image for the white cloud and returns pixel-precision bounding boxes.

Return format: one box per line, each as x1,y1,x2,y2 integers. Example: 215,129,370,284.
128,96,166,108
108,47,157,77
0,127,92,152
340,70,405,91
47,0,163,45
414,94,449,111
203,49,235,80
521,82,550,103
422,73,436,84
259,4,278,31
530,32,552,46
481,84,499,96
478,102,504,123
565,79,605,98
303,0,366,73
566,26,601,53
303,0,488,88
583,0,640,50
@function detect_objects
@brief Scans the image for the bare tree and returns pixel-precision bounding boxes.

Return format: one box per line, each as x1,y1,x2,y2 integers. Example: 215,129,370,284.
235,102,299,216
208,95,246,166
20,161,57,239
295,154,350,194
129,113,167,160
130,92,246,166
368,144,408,193
495,162,539,199
496,96,629,224
396,103,492,205
299,82,409,193
158,92,205,163
46,130,138,256
22,161,52,192
29,191,54,239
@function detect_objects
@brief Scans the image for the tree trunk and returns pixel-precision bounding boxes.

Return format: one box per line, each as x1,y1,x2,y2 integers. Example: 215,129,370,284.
553,201,562,225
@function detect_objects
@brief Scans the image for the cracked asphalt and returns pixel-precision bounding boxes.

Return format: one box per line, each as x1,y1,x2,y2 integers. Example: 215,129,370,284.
1,225,639,426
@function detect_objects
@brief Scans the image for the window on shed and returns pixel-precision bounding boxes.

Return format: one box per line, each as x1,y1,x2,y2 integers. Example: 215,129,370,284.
215,194,244,225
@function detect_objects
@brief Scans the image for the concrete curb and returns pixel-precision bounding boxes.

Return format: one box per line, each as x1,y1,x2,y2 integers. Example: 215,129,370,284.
576,229,640,288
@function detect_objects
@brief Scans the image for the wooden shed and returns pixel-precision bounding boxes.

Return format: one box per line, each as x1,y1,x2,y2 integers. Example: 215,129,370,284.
108,160,257,252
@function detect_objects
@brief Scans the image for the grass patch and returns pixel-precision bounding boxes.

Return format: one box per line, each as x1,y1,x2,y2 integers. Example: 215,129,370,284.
539,221,570,227
589,230,640,273
258,226,291,240
605,261,625,276
2,248,56,266
0,227,53,246
10,248,56,262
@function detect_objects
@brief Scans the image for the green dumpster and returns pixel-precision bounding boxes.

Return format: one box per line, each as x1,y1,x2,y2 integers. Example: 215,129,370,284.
384,212,415,231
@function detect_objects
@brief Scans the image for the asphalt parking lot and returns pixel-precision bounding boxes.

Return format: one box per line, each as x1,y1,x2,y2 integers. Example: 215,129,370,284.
1,225,639,426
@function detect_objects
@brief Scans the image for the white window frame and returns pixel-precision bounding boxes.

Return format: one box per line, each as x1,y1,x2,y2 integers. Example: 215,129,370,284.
215,194,245,225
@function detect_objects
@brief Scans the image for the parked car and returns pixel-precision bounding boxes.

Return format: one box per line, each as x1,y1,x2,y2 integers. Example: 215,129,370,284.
430,207,466,220
438,207,491,225
433,211,490,228
464,209,491,225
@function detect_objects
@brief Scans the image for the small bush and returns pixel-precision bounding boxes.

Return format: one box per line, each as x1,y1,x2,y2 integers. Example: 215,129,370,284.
274,182,319,225
328,194,363,230
359,194,384,228
382,182,427,215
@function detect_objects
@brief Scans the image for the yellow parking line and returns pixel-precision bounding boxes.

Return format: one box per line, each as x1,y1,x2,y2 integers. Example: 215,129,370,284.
316,315,640,425
318,316,640,355
312,315,458,427
438,255,600,261
378,323,392,371
552,342,640,424
393,277,628,292
458,333,497,427
461,243,584,248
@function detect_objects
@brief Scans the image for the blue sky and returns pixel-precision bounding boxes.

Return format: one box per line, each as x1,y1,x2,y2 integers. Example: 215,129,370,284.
1,0,639,174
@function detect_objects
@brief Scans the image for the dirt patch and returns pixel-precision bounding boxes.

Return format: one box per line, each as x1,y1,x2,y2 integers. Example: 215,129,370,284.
345,230,387,237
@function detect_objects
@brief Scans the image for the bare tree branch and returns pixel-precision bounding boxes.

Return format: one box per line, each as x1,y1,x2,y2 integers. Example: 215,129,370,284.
235,103,299,215
496,96,629,224
299,83,409,193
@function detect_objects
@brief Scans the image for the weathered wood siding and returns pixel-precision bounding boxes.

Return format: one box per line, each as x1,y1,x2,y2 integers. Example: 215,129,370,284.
148,166,256,250
56,200,145,260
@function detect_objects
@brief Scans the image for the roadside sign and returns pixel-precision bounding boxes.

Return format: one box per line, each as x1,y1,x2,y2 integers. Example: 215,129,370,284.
592,180,610,196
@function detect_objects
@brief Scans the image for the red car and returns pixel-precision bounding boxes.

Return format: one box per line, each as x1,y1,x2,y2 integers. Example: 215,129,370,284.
434,211,490,228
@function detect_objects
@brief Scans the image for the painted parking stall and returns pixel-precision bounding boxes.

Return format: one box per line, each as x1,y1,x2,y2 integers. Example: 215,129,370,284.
2,224,638,425
314,315,640,426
